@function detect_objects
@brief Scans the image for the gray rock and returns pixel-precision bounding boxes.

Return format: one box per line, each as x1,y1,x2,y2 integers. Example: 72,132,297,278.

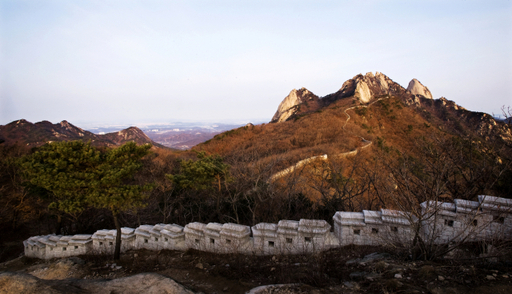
349,271,367,280
347,252,390,265
407,78,433,99
361,252,390,263
271,88,318,123
0,272,195,294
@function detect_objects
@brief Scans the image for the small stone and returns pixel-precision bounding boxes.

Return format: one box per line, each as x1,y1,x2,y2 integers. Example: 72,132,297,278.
394,274,403,279
349,271,367,281
195,263,204,269
134,254,138,258
223,287,229,292
502,274,509,278
486,275,496,280
270,267,275,272
438,276,445,281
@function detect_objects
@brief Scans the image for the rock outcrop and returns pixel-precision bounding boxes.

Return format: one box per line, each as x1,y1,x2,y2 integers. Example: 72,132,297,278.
271,72,407,123
335,72,396,103
407,78,433,99
0,272,194,294
271,88,320,123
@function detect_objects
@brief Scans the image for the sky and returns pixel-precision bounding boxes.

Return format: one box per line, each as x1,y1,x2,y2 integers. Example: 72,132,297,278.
1,0,511,126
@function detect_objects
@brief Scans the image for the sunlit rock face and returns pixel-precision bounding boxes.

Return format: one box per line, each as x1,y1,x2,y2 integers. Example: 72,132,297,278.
407,78,433,99
271,88,319,123
270,72,409,123
324,72,406,106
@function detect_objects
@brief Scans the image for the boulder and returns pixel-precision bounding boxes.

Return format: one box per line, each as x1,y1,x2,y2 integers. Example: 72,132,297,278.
407,78,433,99
0,272,195,294
271,88,319,123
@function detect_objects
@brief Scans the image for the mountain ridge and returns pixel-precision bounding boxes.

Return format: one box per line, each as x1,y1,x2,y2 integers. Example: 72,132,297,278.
271,72,434,123
0,119,159,148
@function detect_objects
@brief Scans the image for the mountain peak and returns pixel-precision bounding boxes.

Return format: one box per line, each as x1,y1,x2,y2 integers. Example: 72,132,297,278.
271,87,319,123
407,78,433,99
271,72,408,123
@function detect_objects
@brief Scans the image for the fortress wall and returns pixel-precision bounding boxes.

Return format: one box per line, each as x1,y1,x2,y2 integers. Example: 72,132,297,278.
184,222,207,251
420,201,458,244
23,195,512,260
219,223,252,254
252,222,278,255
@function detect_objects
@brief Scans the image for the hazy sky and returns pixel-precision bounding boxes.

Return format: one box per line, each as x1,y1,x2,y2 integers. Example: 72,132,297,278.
1,1,511,126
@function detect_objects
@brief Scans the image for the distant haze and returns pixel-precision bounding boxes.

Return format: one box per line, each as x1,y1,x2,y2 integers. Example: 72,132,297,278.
1,1,511,125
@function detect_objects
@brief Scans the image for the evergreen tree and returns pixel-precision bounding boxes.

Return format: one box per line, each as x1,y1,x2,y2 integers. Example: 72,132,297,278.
88,142,153,259
20,141,100,233
21,141,153,259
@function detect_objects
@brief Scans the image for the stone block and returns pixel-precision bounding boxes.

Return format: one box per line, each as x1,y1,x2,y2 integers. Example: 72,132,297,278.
252,222,278,255
184,222,206,250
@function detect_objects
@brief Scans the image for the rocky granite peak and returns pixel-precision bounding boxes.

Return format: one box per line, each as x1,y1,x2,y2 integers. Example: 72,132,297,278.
407,78,433,99
271,72,407,123
336,72,398,103
271,87,319,123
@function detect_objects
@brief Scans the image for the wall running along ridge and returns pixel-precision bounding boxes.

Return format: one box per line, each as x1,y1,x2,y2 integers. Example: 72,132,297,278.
23,195,512,259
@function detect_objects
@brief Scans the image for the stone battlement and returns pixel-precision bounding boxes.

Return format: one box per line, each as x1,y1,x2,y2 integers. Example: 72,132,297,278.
24,195,512,259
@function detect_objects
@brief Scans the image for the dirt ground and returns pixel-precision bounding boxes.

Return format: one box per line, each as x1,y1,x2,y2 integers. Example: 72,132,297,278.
2,245,512,293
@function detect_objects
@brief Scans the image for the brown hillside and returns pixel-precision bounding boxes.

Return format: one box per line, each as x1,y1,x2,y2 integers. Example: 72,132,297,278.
196,74,512,211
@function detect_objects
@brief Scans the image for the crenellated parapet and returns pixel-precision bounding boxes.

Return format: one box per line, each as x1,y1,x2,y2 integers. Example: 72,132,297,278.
23,195,512,260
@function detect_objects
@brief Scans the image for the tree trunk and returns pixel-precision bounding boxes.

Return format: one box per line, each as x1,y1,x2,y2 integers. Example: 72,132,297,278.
56,214,62,235
113,212,122,260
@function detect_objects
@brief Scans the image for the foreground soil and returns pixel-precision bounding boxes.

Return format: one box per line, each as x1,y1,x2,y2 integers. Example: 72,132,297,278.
1,246,512,293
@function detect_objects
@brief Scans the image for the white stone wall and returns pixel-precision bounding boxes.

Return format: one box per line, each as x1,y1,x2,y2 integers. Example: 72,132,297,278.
24,234,93,259
297,219,335,253
333,211,369,246
219,223,252,254
134,225,153,250
184,222,207,251
380,209,415,246
252,222,278,255
23,195,512,260
160,224,186,250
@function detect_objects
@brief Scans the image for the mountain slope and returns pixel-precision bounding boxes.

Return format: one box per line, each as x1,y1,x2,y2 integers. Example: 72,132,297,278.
196,72,512,203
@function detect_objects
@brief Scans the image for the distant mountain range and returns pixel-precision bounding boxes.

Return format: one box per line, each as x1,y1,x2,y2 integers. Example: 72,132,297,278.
0,119,157,148
0,119,251,150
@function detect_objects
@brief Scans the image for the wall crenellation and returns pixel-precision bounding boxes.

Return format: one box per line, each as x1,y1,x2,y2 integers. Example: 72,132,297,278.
23,195,512,260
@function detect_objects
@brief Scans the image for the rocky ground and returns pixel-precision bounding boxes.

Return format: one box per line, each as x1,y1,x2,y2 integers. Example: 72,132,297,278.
1,245,512,293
